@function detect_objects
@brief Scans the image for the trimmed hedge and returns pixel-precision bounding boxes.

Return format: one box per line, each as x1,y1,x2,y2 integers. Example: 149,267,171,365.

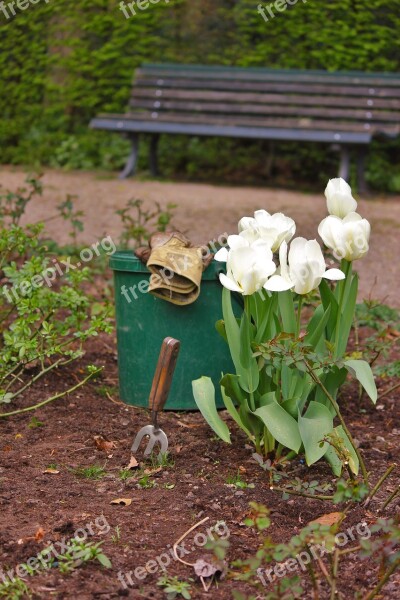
1,0,399,189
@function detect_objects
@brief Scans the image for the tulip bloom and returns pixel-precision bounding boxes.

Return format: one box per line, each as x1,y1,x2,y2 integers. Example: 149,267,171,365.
264,238,345,295
215,237,276,295
238,210,296,252
325,178,357,219
318,212,371,262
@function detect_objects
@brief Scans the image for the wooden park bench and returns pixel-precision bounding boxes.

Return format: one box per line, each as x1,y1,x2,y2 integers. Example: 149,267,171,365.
90,64,400,192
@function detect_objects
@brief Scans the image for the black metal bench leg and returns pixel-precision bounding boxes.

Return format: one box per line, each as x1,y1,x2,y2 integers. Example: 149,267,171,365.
149,134,160,177
338,146,351,181
356,146,368,195
119,134,139,179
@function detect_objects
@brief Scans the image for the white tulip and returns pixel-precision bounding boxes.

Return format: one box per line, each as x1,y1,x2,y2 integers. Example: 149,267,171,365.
214,234,250,262
238,210,296,252
318,212,371,262
217,240,276,296
325,178,357,218
264,238,345,295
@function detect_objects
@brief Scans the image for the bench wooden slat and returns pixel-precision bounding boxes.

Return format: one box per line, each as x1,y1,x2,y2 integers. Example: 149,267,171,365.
135,76,400,99
132,86,400,110
138,65,400,87
90,115,372,144
129,97,400,123
97,111,399,136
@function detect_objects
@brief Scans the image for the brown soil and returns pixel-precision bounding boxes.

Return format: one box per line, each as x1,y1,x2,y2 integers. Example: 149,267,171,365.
0,334,399,600
0,167,399,599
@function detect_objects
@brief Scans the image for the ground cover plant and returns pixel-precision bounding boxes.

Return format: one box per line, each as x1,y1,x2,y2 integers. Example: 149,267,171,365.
0,176,398,599
0,175,112,417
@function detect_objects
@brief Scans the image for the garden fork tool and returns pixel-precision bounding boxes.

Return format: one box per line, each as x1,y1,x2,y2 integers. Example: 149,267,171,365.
131,337,180,459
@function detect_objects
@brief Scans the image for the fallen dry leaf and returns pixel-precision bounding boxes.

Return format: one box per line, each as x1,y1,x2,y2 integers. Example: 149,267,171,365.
43,468,60,475
35,527,45,542
143,467,162,476
310,512,345,527
174,445,183,454
126,455,139,470
110,498,132,506
93,435,116,453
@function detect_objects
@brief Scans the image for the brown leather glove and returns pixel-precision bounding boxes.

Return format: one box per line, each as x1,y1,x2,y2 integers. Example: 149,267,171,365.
135,232,213,305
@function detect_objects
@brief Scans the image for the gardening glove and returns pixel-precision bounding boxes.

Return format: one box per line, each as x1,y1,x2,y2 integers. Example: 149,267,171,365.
135,232,212,305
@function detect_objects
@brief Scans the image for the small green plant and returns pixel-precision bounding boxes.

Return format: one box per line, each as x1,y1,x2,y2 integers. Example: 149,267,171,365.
226,471,255,489
157,574,192,599
46,463,58,470
111,526,122,543
0,577,31,599
96,384,119,398
150,451,175,468
119,469,136,481
137,473,156,489
74,465,106,480
354,300,400,377
28,416,44,428
56,539,112,573
116,198,176,249
333,478,369,504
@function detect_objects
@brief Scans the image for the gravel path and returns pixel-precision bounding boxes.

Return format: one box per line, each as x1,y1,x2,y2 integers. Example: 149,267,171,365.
2,166,400,307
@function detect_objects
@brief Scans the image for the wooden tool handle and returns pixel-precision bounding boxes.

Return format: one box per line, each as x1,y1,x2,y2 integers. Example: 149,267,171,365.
149,337,180,413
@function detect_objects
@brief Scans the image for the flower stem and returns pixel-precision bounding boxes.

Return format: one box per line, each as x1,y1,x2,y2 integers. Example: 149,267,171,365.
296,296,303,337
334,259,352,359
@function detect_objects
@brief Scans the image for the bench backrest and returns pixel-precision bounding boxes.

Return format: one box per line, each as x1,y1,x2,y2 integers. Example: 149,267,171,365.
129,63,400,139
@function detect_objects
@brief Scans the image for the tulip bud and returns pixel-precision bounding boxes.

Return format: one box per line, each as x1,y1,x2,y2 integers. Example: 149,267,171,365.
318,213,371,262
325,178,357,218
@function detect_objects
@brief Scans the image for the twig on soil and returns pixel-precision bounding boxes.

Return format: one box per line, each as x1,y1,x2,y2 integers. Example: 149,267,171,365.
0,368,102,418
269,485,334,502
362,558,400,600
173,516,210,567
380,484,400,512
378,380,400,400
106,391,127,407
364,464,396,508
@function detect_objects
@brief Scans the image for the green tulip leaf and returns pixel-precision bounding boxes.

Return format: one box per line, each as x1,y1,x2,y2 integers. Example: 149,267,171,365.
192,377,231,443
324,425,359,476
255,401,301,452
220,381,253,440
345,359,377,404
298,401,333,465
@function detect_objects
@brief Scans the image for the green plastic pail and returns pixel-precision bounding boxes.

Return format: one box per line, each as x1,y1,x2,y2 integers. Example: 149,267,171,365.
110,252,233,410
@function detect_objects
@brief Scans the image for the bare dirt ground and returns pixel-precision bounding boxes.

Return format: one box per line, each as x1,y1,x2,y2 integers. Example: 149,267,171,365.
1,166,399,599
1,166,400,307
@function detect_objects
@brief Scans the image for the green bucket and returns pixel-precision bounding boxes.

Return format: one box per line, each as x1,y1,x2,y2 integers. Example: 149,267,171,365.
110,251,234,410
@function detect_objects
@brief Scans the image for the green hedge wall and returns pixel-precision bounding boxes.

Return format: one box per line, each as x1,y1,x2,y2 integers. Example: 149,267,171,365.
1,0,399,189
